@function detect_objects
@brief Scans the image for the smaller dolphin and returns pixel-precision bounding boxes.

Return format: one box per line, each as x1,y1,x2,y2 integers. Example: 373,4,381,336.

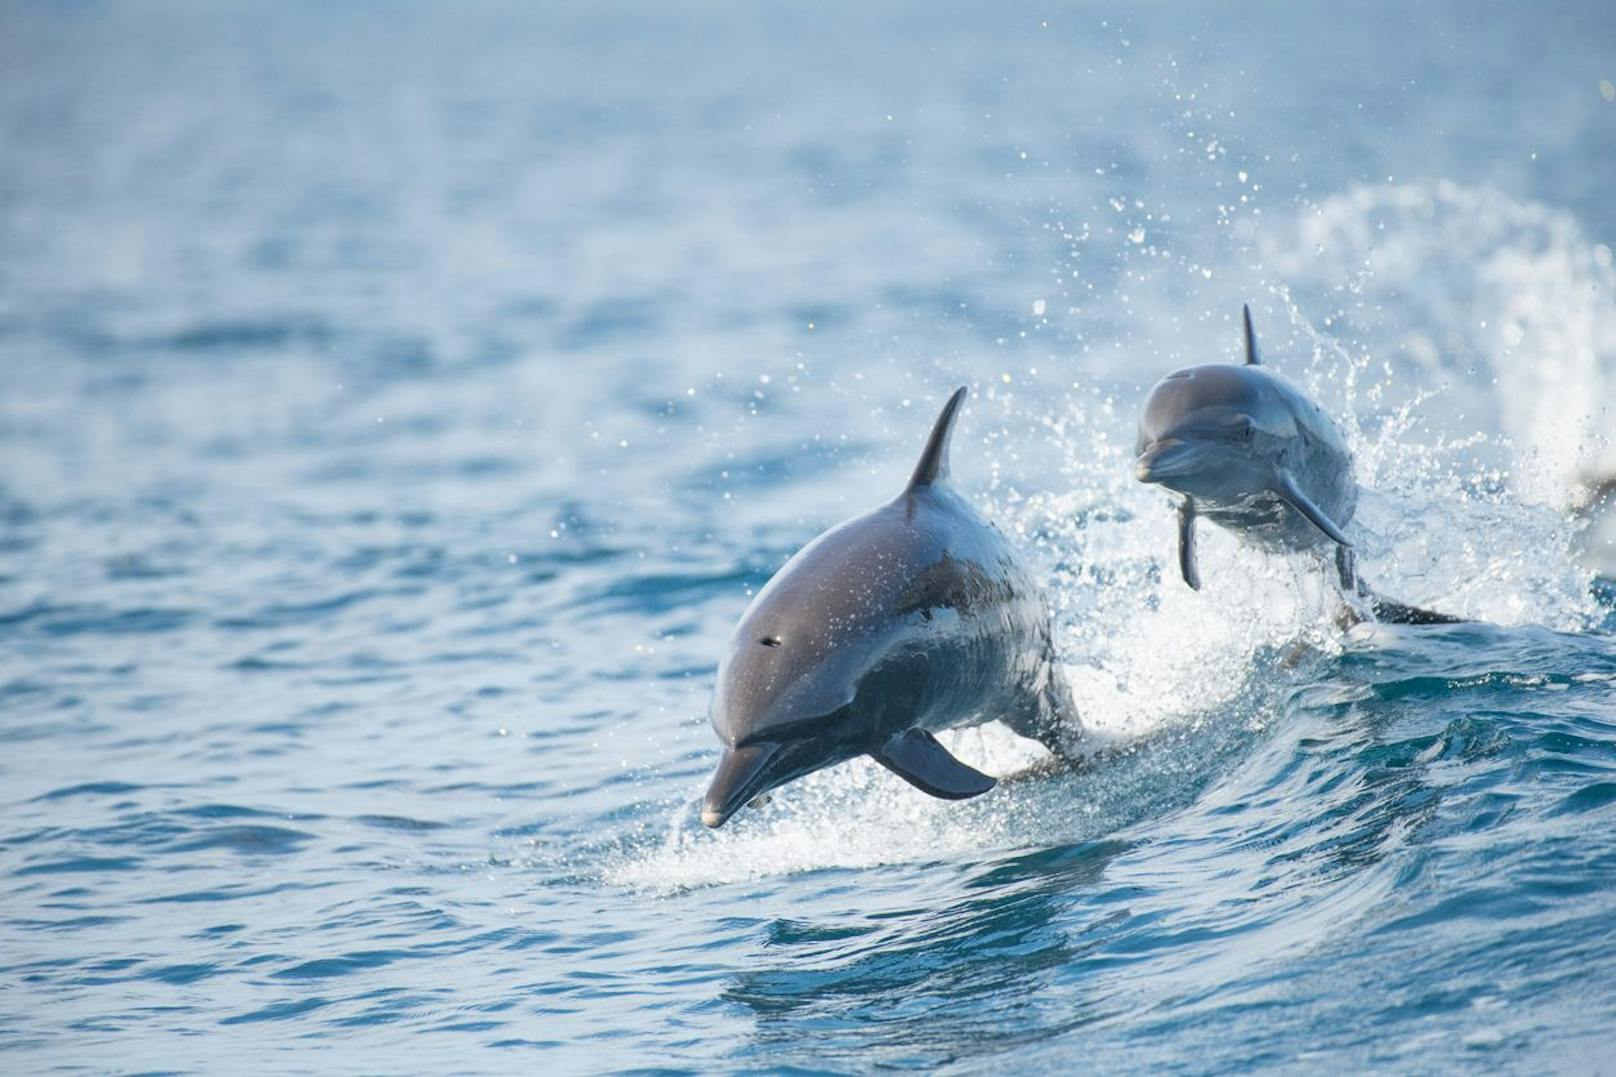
701,388,1082,828
1134,305,1460,624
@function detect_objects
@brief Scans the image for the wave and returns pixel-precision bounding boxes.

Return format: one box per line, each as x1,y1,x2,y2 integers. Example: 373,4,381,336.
611,181,1612,892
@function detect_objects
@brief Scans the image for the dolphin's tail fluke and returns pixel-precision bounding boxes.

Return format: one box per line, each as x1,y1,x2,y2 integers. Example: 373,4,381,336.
1362,589,1466,625
1334,546,1465,624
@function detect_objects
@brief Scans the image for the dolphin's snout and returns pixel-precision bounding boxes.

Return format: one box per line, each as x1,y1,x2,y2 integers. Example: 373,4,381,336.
701,741,783,828
1135,437,1207,484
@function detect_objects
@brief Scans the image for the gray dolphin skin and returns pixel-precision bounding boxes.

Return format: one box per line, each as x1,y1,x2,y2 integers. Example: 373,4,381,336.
1135,305,1460,624
701,388,1082,828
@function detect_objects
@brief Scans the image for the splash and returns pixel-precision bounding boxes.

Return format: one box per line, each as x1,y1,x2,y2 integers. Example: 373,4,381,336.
1261,180,1616,511
604,697,1269,893
1246,183,1608,624
614,182,1608,891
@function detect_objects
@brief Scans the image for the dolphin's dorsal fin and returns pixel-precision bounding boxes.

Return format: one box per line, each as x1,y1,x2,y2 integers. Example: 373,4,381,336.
1242,304,1262,365
908,386,968,490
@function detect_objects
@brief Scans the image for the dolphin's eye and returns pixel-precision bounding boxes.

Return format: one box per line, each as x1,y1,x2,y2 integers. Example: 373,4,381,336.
759,636,782,648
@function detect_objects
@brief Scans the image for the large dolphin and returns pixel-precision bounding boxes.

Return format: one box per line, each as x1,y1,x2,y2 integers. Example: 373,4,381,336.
701,387,1082,828
1134,305,1460,624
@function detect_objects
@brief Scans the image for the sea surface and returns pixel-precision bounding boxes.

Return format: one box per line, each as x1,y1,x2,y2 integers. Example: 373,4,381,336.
4,2,1616,1072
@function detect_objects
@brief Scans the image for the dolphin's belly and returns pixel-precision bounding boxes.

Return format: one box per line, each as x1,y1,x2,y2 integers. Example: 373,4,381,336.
1203,449,1357,553
878,552,1063,742
1203,493,1320,551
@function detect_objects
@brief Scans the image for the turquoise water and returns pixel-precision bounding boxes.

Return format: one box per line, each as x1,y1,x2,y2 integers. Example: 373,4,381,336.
4,2,1616,1071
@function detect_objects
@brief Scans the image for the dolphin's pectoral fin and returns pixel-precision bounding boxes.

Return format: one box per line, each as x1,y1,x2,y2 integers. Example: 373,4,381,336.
1177,498,1202,590
872,729,996,800
1273,470,1352,547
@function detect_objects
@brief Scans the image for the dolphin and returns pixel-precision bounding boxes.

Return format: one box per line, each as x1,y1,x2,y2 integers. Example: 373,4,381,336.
1134,305,1460,624
701,387,1082,828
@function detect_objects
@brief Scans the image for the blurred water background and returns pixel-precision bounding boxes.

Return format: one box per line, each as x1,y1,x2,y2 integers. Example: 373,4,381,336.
3,1,1616,1070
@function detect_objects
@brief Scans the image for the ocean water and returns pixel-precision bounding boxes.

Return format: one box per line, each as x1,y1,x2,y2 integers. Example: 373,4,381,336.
3,1,1616,1071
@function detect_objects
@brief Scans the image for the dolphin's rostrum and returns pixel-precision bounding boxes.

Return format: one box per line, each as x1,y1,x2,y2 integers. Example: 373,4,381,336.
701,388,1082,828
1134,305,1460,624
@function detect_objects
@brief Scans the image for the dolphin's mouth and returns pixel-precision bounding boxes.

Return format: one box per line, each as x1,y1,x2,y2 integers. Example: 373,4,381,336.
1135,437,1215,484
701,741,786,828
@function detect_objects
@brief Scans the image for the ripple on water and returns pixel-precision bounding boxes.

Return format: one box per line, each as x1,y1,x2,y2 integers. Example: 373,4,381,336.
2,4,1616,1071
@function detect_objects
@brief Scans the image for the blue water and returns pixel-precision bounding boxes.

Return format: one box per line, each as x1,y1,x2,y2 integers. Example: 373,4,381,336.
4,1,1616,1070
